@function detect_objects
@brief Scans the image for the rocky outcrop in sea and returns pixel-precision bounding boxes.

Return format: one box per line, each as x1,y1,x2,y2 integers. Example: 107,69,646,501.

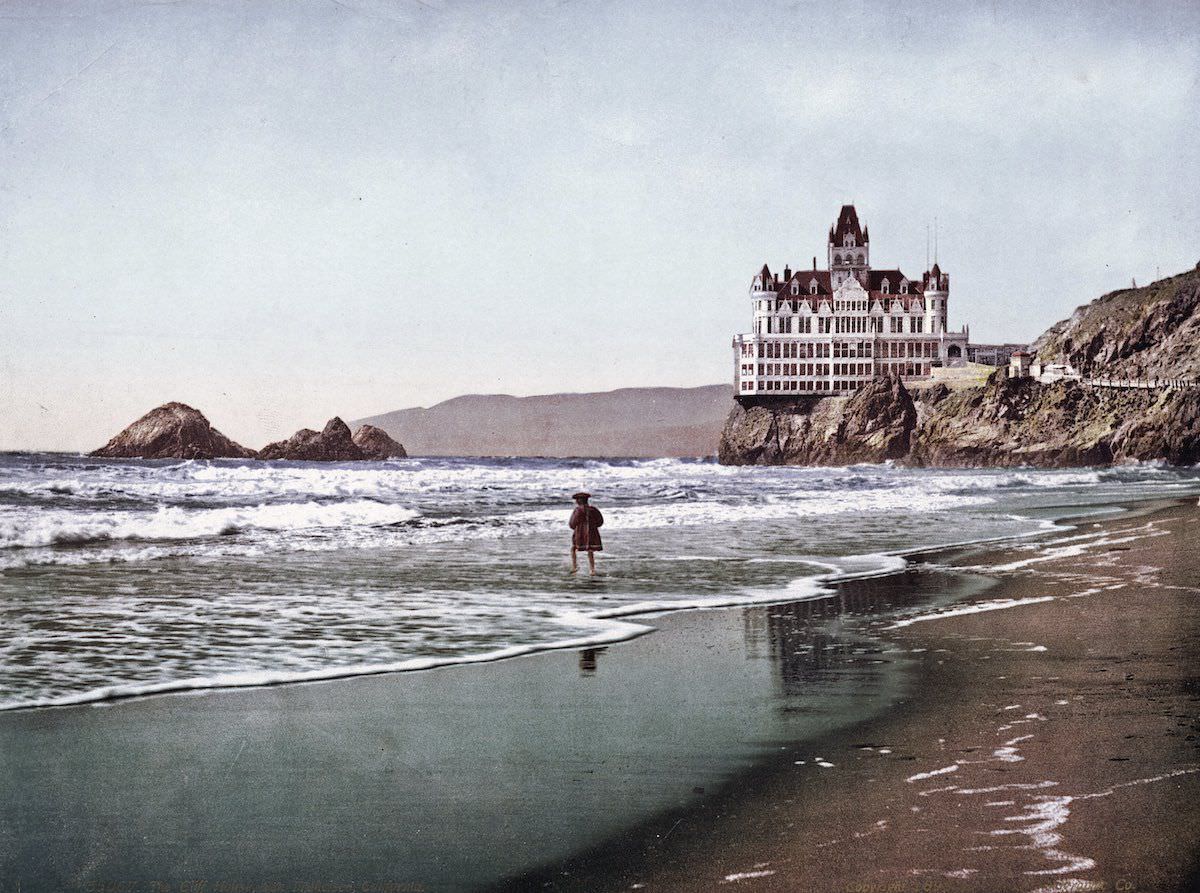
92,408,411,461
258,417,366,461
89,403,255,460
351,424,408,459
720,266,1200,468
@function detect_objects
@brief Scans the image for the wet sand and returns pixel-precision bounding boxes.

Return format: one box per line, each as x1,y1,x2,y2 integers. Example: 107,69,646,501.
2,501,1197,893
505,501,1200,892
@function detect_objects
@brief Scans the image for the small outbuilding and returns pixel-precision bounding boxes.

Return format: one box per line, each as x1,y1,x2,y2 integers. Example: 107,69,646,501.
1009,350,1034,379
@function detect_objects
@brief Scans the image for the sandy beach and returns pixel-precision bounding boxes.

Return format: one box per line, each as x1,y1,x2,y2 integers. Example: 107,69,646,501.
505,500,1200,892
2,499,1197,893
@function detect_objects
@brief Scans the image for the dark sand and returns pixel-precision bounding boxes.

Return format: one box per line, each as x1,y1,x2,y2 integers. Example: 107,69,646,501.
506,501,1200,892
2,501,1197,893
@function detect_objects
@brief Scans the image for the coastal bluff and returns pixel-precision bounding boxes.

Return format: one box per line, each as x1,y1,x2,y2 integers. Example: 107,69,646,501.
720,266,1200,468
91,406,407,461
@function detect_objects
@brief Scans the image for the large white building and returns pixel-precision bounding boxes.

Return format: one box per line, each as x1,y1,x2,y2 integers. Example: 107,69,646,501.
733,205,969,401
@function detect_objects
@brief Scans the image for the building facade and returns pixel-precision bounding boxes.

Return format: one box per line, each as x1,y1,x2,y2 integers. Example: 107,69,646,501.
733,205,969,402
968,343,1029,367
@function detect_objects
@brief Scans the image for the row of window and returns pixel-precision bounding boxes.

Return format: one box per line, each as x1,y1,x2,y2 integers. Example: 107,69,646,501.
748,360,911,378
757,314,931,335
880,341,936,359
742,339,936,360
761,299,923,313
740,379,884,394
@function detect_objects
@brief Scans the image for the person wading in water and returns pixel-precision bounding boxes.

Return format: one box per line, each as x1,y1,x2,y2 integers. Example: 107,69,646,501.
569,492,603,575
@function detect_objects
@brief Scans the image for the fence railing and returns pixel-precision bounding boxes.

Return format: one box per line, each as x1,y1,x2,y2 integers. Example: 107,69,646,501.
1078,377,1198,391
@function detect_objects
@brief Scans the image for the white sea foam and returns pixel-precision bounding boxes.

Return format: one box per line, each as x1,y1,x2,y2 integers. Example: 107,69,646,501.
0,500,421,550
722,869,776,882
888,596,1056,629
906,764,959,782
3,454,1200,712
0,610,654,712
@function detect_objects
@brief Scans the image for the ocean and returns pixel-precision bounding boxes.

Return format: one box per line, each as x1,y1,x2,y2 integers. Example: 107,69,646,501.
3,453,1199,714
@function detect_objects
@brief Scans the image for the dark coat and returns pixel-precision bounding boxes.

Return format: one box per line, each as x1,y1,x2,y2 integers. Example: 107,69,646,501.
569,505,604,551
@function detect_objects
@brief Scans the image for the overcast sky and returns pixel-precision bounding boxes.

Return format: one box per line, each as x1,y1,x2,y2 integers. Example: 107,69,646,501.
1,0,1197,451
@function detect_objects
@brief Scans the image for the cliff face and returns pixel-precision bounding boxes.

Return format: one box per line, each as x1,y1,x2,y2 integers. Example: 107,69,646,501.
718,376,914,466
1033,267,1200,380
90,403,255,460
719,266,1200,468
909,375,1200,467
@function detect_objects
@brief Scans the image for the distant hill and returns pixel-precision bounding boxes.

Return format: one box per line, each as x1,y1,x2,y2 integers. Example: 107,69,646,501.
354,385,733,457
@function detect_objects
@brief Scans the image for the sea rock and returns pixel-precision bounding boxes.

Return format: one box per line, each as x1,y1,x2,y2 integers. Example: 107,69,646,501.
258,417,366,461
90,403,255,460
351,424,408,460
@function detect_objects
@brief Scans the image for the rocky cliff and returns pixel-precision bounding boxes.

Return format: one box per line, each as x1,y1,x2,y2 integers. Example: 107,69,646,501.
90,403,255,460
718,376,915,466
720,266,1200,468
907,374,1200,467
1033,266,1200,380
258,417,366,461
351,424,408,459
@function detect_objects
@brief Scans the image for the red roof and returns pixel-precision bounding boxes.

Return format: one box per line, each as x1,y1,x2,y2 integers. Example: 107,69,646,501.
831,204,866,245
773,269,833,297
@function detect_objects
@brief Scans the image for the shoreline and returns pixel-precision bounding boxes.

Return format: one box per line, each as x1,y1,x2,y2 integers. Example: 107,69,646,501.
0,494,1152,716
499,497,1200,891
1,497,1196,891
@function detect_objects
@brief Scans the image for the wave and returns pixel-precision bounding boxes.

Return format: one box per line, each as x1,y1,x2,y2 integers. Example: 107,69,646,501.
0,612,654,713
0,549,910,713
0,500,420,550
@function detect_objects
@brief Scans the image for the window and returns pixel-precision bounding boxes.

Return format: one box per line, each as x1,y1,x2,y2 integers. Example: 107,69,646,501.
834,254,842,265
857,253,864,265
881,279,889,294
810,283,818,295
791,282,799,295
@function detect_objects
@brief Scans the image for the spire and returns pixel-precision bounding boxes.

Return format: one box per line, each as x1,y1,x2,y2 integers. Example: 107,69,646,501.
832,205,864,244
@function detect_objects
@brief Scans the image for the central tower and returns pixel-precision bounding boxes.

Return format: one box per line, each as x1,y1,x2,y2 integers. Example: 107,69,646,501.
827,204,870,288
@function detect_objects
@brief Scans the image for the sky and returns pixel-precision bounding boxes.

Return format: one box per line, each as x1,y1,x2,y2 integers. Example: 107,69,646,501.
1,0,1197,451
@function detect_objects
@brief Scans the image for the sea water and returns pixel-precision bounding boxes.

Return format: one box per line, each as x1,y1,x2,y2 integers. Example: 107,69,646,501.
2,453,1199,711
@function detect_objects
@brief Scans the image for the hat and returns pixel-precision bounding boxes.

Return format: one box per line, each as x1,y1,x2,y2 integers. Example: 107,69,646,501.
572,492,591,501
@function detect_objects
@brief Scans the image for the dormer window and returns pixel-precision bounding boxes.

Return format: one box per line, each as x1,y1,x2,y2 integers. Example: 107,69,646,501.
791,282,799,295
881,279,890,294
810,283,817,295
